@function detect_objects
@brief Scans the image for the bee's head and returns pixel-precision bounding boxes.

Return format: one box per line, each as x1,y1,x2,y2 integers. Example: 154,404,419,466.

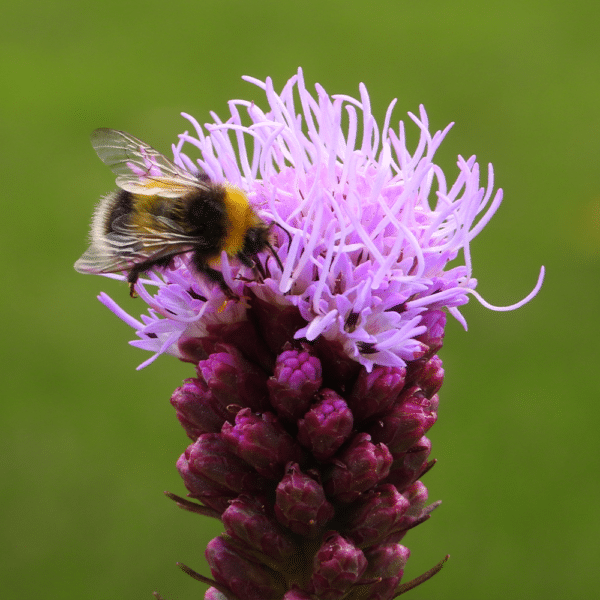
242,221,285,273
243,222,272,256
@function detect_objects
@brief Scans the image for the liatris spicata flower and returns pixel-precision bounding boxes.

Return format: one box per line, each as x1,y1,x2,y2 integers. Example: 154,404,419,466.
88,69,544,599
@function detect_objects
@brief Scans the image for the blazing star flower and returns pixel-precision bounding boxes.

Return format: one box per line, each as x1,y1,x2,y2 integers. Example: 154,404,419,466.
89,68,544,599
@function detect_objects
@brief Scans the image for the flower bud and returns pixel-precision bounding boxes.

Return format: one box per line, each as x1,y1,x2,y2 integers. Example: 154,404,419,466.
325,433,392,503
170,378,230,439
361,543,410,600
346,484,411,547
313,337,361,391
222,495,295,562
385,436,432,492
347,365,407,422
221,409,304,479
403,480,430,517
368,386,437,454
206,537,283,600
297,389,353,460
178,434,269,512
249,289,309,355
197,344,269,413
267,344,322,422
275,463,335,537
176,448,233,514
202,319,274,373
375,481,436,544
406,354,444,398
309,533,367,600
178,335,209,365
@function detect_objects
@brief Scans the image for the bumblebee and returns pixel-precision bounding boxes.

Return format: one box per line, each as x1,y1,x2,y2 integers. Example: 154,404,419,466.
75,128,281,297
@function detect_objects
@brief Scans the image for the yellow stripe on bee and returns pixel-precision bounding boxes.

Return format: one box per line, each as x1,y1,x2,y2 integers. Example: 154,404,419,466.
222,184,260,256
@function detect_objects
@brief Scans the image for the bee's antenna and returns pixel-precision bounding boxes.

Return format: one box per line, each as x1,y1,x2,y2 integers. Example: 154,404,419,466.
266,241,284,272
273,221,292,253
266,221,290,274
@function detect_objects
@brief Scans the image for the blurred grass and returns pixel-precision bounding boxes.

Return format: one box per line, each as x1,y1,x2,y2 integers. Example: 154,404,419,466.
1,0,599,598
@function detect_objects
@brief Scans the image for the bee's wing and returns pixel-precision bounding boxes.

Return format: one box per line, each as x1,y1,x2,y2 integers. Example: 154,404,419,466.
91,128,206,198
74,215,202,275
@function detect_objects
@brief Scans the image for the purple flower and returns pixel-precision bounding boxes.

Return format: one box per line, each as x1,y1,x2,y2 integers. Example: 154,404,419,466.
81,69,544,598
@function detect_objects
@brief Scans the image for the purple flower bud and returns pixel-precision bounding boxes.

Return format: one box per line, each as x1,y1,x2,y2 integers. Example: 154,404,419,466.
249,289,309,355
221,408,304,479
371,481,436,545
385,436,433,492
197,344,269,413
313,337,361,391
416,310,446,355
361,543,410,600
178,434,269,512
206,537,284,600
346,484,411,547
403,480,430,517
297,389,353,460
267,344,323,422
368,386,438,454
176,448,233,514
325,433,393,503
202,319,274,373
222,495,295,562
170,378,230,440
406,354,444,399
274,463,335,537
178,335,209,364
347,365,407,422
309,533,368,600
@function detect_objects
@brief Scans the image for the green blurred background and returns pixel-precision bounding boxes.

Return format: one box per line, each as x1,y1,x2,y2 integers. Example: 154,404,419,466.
2,0,598,598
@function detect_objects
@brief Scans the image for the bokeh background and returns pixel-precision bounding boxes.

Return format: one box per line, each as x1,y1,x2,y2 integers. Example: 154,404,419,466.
2,1,598,598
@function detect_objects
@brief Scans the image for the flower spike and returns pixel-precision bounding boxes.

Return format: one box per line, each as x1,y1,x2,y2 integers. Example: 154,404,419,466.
78,70,543,598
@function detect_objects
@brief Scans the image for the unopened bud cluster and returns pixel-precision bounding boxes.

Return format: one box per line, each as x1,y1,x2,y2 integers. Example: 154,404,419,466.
171,297,445,600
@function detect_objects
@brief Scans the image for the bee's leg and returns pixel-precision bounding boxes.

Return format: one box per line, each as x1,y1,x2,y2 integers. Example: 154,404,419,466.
127,270,141,298
252,257,267,280
127,257,174,298
196,264,238,299
237,252,265,281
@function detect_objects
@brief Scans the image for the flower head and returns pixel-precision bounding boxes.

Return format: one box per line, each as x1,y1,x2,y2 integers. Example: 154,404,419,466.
85,69,543,599
98,69,543,372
